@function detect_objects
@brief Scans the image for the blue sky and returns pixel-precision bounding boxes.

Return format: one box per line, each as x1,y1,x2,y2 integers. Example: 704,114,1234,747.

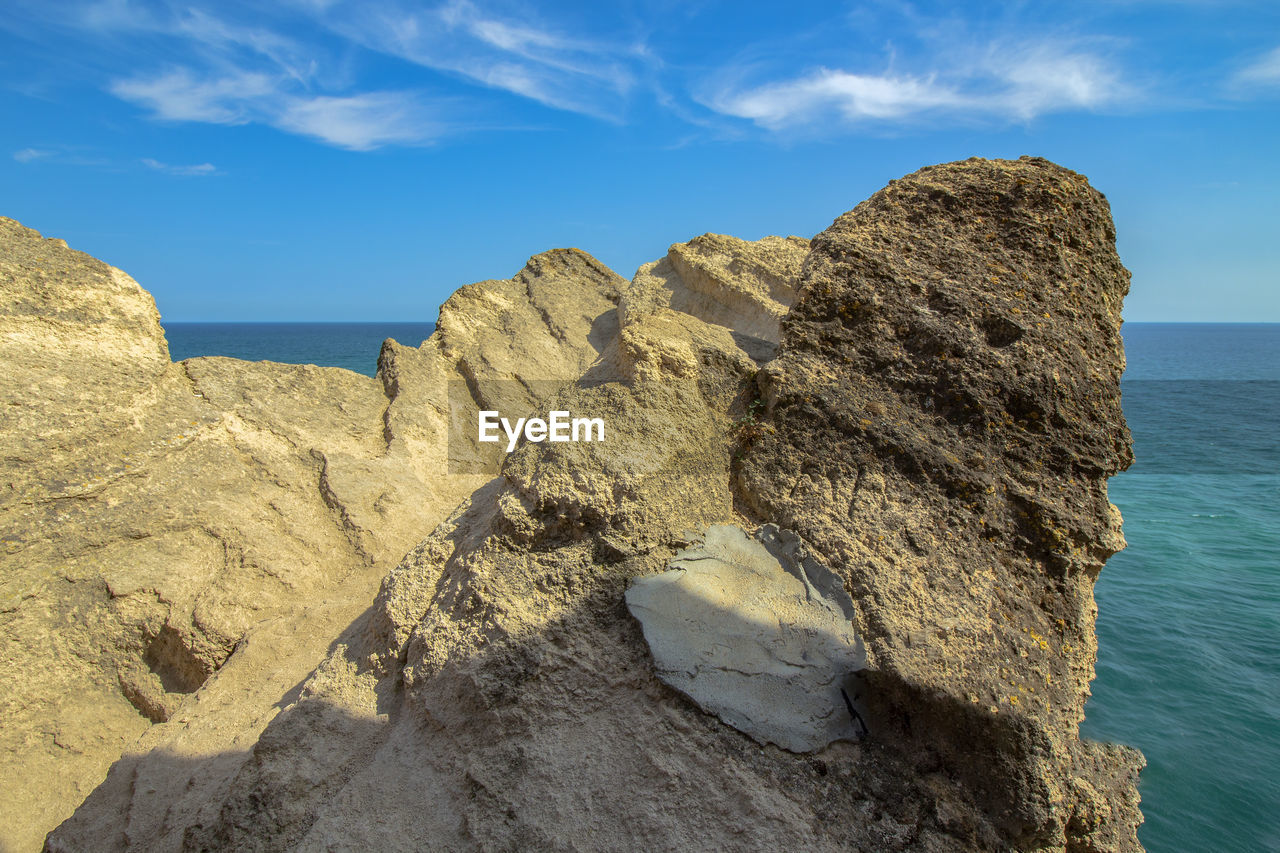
2,1,1277,322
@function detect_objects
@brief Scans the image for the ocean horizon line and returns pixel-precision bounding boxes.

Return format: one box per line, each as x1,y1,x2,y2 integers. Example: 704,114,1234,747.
163,320,438,325
159,319,1280,326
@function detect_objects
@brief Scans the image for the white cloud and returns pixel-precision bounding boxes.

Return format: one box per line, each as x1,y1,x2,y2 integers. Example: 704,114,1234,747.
993,49,1125,117
1235,46,1280,86
110,68,276,123
321,0,642,118
707,44,1130,131
276,93,438,149
715,71,960,129
82,3,483,150
9,147,206,171
141,157,219,176
80,1,312,81
10,147,111,168
172,9,316,83
13,148,51,163
16,1,653,145
110,64,442,149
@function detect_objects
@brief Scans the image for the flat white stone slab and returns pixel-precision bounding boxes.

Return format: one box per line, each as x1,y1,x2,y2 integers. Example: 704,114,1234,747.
627,524,867,752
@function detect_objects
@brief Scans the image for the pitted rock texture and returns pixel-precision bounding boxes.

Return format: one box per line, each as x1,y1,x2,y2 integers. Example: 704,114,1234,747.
736,156,1143,850
626,523,867,752
0,217,170,503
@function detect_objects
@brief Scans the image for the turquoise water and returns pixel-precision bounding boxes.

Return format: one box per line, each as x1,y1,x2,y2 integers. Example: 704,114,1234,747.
163,321,1280,852
1087,324,1280,853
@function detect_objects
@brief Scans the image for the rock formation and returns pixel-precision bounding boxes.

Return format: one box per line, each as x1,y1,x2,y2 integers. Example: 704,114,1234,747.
0,218,620,852
735,157,1144,850
4,156,1142,852
631,232,807,360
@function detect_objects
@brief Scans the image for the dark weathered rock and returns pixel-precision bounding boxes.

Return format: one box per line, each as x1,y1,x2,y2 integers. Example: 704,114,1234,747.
736,156,1143,850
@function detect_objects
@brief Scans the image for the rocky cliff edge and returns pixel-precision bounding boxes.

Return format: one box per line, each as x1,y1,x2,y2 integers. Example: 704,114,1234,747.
2,156,1141,852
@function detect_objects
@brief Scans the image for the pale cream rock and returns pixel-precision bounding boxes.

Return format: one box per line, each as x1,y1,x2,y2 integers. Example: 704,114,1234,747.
0,220,622,852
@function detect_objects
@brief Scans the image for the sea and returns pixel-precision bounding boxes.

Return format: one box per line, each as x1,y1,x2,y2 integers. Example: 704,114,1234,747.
166,321,1279,853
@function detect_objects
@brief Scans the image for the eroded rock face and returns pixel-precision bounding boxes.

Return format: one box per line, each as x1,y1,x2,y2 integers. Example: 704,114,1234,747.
0,221,622,851
437,249,624,474
141,301,907,853
736,156,1143,850
0,217,170,503
626,524,867,752
629,232,808,362
31,157,1143,853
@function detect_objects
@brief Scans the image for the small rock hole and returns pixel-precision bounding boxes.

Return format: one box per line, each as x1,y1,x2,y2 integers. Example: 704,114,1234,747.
144,625,210,695
982,316,1024,348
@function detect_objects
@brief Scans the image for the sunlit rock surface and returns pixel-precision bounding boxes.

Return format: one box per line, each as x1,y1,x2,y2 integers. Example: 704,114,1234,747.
0,217,623,852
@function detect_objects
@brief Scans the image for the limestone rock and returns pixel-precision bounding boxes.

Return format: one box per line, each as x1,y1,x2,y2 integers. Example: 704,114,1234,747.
30,158,1144,853
0,220,623,851
436,247,623,382
122,321,872,853
736,156,1143,850
626,523,868,752
385,247,623,474
585,232,786,385
0,216,169,504
629,232,807,362
54,220,1000,852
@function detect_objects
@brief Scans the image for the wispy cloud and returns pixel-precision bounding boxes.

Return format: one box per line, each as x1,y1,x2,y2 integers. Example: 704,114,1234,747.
712,71,955,129
10,145,112,168
78,1,317,82
706,43,1130,131
983,46,1127,117
13,148,52,163
318,0,646,119
276,92,441,150
111,67,277,124
11,145,218,173
111,64,447,148
43,2,445,149
1234,46,1280,87
169,8,317,84
94,1,652,144
141,157,219,176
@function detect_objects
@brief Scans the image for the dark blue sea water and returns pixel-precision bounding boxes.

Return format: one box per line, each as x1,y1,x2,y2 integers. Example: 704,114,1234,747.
165,322,436,376
162,321,1279,853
